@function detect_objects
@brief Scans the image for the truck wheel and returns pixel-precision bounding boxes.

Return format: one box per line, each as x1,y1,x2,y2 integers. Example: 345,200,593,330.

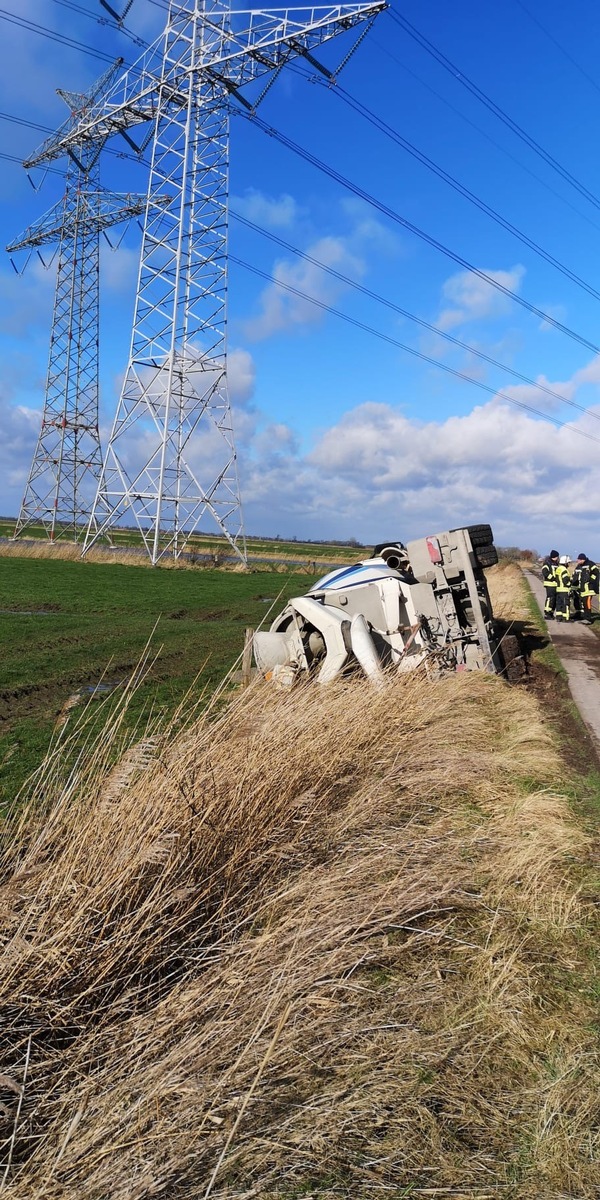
474,544,498,568
499,633,525,682
467,523,494,547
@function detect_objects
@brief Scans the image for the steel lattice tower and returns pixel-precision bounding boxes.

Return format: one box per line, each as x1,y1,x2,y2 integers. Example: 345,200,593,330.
25,1,385,564
8,167,149,541
10,64,149,542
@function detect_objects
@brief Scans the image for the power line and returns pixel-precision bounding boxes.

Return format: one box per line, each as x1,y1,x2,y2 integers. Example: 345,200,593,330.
0,6,119,65
310,73,600,305
513,0,600,98
232,253,600,447
0,111,50,135
369,33,600,235
240,109,600,356
231,209,600,427
0,150,65,176
51,0,114,21
388,8,600,217
49,0,147,47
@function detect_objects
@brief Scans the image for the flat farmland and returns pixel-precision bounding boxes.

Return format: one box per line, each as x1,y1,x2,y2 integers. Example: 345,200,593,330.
0,522,362,564
0,555,318,806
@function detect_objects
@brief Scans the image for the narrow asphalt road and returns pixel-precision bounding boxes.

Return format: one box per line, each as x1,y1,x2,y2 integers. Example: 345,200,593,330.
526,571,600,753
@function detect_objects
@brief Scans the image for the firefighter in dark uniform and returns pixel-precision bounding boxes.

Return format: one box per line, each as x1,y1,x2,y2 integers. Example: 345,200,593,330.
572,552,599,621
591,561,600,618
555,555,572,621
541,549,560,619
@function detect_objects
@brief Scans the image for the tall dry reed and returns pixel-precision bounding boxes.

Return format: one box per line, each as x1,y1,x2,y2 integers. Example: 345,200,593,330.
487,560,532,621
0,541,199,569
0,567,598,1198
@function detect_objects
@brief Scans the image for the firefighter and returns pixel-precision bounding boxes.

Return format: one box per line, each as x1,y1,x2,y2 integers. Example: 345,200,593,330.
555,555,572,622
591,561,600,617
541,549,560,619
571,552,594,621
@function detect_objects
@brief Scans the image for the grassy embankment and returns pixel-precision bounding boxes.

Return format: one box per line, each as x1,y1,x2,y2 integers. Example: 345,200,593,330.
0,562,599,1197
0,553,320,806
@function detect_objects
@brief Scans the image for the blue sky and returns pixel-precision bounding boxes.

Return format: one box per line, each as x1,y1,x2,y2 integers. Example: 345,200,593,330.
2,0,600,555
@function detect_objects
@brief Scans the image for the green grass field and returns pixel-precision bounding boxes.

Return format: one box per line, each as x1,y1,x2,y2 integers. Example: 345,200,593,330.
0,555,319,807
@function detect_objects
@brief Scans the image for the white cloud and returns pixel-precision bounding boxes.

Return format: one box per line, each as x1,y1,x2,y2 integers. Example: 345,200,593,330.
338,198,403,254
228,347,256,406
538,302,567,333
231,188,300,229
236,355,600,554
90,343,260,502
242,235,364,341
497,375,575,416
493,354,600,418
0,0,93,117
100,243,140,293
573,356,600,387
0,259,55,337
0,399,43,512
239,204,396,342
436,265,526,331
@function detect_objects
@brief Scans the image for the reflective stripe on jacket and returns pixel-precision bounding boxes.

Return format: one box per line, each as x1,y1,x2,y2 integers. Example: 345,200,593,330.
572,559,597,596
555,564,571,592
572,562,589,593
542,560,558,587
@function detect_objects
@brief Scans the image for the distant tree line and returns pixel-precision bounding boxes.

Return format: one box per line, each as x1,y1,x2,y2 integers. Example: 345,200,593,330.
498,546,538,562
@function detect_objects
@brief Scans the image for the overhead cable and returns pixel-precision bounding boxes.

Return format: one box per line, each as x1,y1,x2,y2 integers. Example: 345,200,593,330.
514,0,600,98
241,110,600,356
232,209,600,427
305,73,600,304
0,6,120,65
388,9,600,216
51,0,116,21
0,111,50,135
49,0,147,47
369,34,600,234
0,150,65,176
232,254,600,447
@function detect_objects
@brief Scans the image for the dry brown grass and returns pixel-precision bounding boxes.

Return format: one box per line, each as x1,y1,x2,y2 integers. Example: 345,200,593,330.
0,540,320,573
0,567,599,1198
0,539,176,569
486,561,531,622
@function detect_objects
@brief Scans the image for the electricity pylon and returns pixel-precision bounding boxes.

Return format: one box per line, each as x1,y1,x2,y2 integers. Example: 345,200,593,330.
9,61,149,542
25,1,385,564
8,173,150,541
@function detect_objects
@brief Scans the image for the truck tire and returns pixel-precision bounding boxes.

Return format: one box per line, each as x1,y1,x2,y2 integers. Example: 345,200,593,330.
499,632,525,683
467,523,494,548
474,544,498,568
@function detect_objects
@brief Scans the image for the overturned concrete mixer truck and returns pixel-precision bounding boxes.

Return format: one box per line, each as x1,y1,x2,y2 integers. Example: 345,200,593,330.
253,524,523,685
